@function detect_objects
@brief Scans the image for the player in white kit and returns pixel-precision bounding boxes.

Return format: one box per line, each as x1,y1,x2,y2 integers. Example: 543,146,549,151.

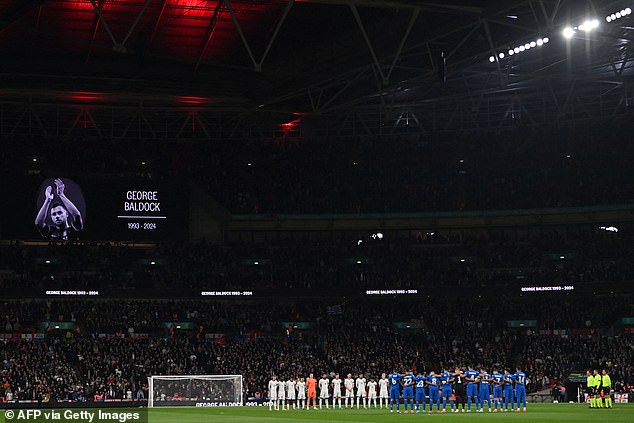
367,378,378,408
379,373,389,409
356,373,367,409
278,377,287,410
332,373,343,409
296,377,306,409
319,374,330,409
344,374,355,408
286,378,296,409
268,376,278,411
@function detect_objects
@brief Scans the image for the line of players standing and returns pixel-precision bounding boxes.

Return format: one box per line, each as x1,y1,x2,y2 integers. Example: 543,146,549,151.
268,372,392,411
387,366,528,414
267,366,528,413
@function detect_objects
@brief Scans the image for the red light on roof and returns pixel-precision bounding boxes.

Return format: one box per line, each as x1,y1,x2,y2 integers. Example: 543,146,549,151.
67,91,105,101
176,96,209,105
67,0,95,10
280,118,301,129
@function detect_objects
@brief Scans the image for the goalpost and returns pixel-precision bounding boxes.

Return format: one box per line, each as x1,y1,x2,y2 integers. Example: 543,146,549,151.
148,375,243,407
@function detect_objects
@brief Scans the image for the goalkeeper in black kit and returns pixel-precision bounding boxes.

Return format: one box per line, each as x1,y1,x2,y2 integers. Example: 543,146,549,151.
453,367,467,412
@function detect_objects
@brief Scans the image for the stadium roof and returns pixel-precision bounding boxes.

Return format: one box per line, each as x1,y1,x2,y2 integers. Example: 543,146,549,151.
0,0,632,138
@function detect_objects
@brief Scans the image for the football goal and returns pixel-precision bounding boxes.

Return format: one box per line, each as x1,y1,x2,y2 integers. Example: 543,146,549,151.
148,375,243,407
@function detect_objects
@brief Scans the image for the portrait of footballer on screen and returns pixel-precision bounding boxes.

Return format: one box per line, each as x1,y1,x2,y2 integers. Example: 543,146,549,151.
35,178,85,240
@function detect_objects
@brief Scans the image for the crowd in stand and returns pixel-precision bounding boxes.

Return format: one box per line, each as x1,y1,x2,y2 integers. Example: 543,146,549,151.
1,294,633,403
1,226,632,403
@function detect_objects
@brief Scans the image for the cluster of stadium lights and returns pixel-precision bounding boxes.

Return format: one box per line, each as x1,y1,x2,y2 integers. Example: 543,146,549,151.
606,7,632,22
488,37,550,62
564,7,632,38
563,19,600,38
488,7,631,63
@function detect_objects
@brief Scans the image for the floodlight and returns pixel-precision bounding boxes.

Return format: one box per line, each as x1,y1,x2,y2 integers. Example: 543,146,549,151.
563,27,575,38
580,19,599,31
489,56,495,62
508,49,514,55
499,52,505,58
536,39,543,46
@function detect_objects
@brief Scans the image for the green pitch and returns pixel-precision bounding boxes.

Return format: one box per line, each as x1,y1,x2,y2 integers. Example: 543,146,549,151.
146,403,634,423
2,404,632,423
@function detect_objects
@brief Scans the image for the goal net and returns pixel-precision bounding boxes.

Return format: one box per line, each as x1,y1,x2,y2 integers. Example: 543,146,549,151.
148,375,243,407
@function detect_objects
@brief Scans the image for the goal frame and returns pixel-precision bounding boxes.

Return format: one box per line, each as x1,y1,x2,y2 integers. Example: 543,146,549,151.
148,374,243,407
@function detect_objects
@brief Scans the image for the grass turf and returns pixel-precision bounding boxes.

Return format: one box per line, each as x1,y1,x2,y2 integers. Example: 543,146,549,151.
145,403,634,423
2,404,631,423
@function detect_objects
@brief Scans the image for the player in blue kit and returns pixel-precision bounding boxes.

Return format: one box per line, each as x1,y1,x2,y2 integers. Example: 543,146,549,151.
401,370,415,414
426,371,441,413
478,368,492,412
414,372,427,413
503,369,515,411
464,366,479,412
388,370,401,413
514,367,527,412
439,367,455,413
491,369,504,412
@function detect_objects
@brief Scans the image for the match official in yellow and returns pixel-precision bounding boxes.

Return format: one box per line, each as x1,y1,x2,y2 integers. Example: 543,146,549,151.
593,370,602,408
586,370,596,408
601,370,612,408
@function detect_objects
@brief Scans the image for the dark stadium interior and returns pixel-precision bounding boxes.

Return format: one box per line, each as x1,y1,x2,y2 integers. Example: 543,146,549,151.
0,0,633,410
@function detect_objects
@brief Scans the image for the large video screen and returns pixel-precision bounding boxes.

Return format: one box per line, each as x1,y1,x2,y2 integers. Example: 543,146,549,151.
2,176,187,241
